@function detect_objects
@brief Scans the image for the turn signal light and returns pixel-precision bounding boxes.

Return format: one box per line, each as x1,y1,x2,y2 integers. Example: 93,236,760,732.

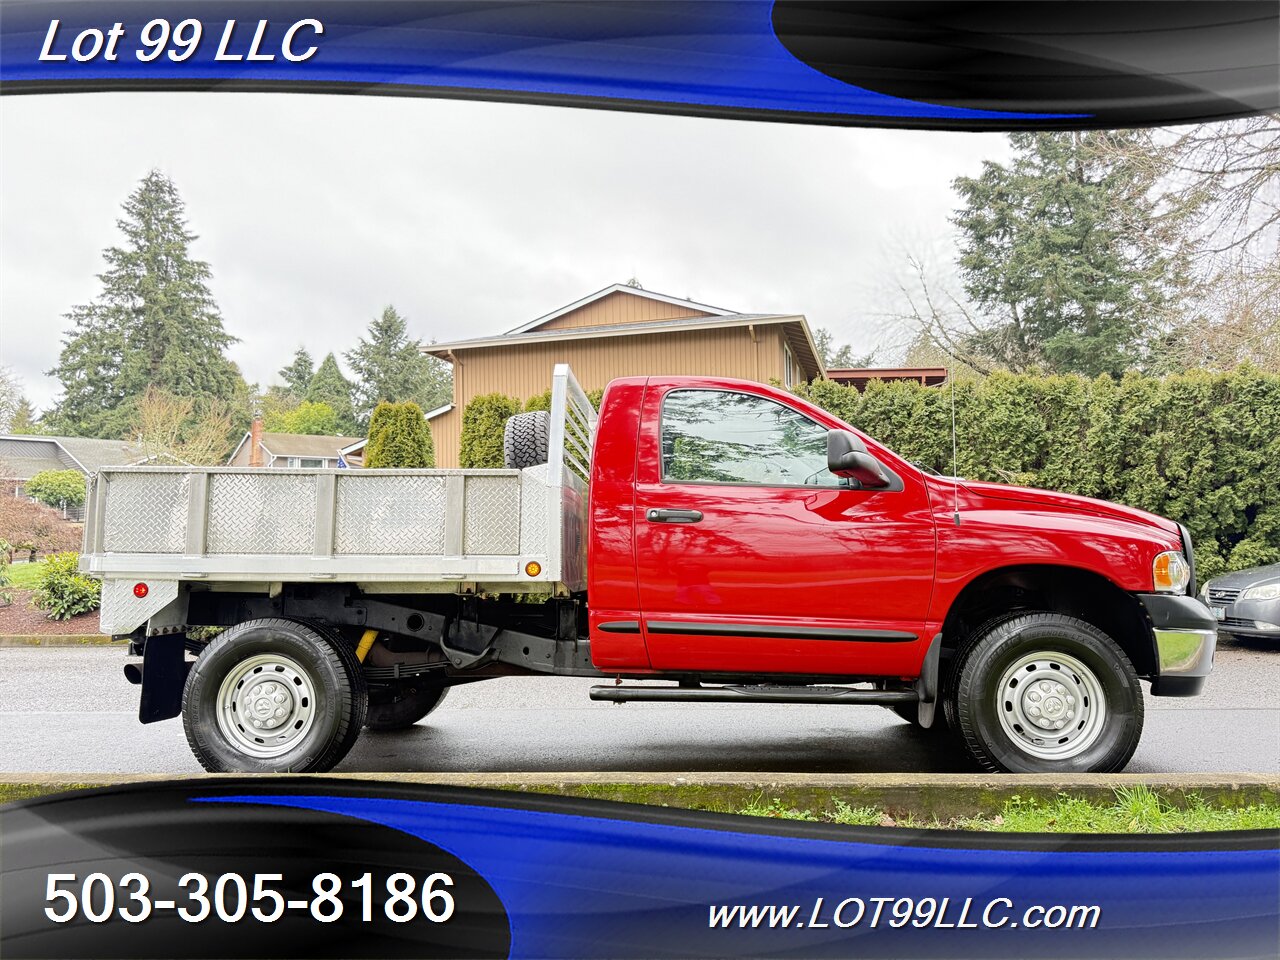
133,582,149,598
1152,552,1190,594
524,561,542,577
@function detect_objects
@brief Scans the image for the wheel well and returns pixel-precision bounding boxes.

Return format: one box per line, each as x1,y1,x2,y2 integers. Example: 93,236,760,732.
941,565,1157,677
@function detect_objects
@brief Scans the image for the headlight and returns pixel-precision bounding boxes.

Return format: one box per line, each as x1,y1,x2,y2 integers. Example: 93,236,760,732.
1242,583,1280,602
1153,551,1191,594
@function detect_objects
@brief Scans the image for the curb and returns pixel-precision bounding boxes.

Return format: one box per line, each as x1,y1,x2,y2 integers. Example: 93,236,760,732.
0,635,115,647
2,772,1277,818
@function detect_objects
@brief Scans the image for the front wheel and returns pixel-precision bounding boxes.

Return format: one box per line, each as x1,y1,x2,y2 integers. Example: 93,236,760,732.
953,613,1143,773
182,618,367,773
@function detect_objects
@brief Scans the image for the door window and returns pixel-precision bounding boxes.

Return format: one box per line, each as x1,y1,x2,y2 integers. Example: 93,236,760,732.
661,389,839,487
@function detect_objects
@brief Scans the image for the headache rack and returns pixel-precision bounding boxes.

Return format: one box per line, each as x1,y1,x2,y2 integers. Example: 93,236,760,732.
81,365,596,632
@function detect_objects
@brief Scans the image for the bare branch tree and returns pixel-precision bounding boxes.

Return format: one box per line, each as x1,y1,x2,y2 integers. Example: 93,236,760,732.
128,386,232,466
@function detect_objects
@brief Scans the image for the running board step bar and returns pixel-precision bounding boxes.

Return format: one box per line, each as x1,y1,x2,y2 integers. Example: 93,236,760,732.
589,684,919,705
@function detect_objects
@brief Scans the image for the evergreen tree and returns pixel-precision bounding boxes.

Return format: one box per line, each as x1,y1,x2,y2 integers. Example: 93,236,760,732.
278,347,315,397
0,368,38,434
305,353,358,434
364,401,435,468
7,397,40,435
344,306,452,424
952,131,1189,378
459,393,521,468
47,171,239,437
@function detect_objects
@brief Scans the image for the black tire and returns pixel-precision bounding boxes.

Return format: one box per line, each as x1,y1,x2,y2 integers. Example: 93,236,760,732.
953,612,1143,773
181,618,367,773
504,411,550,469
365,681,450,731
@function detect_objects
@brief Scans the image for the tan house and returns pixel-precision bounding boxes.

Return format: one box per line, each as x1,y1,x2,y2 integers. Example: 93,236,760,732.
423,283,824,467
228,421,364,469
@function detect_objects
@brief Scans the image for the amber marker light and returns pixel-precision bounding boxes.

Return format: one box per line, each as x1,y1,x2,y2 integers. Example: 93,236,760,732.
525,561,542,577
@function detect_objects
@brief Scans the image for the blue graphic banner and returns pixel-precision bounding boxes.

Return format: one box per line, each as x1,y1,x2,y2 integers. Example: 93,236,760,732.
2,2,1277,129
2,781,1277,958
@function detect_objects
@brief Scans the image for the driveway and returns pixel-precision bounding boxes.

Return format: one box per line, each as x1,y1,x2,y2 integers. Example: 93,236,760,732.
1,635,1276,774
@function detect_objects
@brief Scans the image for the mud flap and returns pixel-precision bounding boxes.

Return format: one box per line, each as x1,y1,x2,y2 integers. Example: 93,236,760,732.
135,635,191,724
912,633,943,729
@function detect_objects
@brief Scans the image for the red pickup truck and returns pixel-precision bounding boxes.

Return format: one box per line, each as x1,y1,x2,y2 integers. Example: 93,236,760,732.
85,365,1216,775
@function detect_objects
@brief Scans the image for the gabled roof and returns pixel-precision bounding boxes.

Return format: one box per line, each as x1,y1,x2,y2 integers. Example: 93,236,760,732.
0,434,151,477
427,311,819,358
504,283,735,336
227,432,366,464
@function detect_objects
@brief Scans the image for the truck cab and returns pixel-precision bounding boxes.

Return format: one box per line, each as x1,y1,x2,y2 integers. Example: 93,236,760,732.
84,365,1217,775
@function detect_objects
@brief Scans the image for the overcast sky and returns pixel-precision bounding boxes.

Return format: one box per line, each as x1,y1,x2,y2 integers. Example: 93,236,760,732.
1,92,1009,412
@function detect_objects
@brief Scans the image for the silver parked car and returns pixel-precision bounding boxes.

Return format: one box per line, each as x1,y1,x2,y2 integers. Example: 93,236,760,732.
1201,563,1280,641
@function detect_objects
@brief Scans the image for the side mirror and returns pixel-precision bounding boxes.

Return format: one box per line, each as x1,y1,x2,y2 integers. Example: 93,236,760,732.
827,429,891,489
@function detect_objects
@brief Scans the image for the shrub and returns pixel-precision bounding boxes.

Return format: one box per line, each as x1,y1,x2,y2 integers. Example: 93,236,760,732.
364,401,435,468
794,366,1280,576
0,495,82,561
25,469,86,510
31,551,101,620
459,393,522,468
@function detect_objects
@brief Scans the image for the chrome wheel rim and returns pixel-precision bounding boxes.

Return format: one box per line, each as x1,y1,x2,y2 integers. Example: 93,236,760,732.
995,651,1106,761
215,654,316,758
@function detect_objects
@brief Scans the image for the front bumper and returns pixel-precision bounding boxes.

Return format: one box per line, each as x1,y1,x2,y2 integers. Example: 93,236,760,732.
1137,593,1217,697
1207,596,1280,638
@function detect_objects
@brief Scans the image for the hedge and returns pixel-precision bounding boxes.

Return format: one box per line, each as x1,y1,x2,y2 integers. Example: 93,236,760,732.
459,393,523,468
795,366,1280,578
459,388,608,469
364,401,435,468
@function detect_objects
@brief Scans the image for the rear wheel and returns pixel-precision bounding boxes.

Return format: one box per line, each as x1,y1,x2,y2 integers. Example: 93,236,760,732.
182,618,367,773
366,680,450,731
953,613,1143,773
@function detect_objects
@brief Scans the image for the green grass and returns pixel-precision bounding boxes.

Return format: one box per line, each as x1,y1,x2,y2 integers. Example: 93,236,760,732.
4,562,43,589
736,786,1280,833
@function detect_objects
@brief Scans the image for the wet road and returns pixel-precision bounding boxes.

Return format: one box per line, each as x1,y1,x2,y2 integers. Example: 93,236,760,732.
2,636,1276,774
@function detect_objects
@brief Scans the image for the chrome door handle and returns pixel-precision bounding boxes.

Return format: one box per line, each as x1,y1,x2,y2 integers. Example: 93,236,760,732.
647,508,703,523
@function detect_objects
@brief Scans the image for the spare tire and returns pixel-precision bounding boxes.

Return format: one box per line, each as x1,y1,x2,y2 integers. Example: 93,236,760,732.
504,411,550,469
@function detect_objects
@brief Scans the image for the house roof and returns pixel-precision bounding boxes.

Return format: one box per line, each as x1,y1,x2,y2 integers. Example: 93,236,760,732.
0,434,150,478
227,432,366,464
504,283,735,336
427,311,824,371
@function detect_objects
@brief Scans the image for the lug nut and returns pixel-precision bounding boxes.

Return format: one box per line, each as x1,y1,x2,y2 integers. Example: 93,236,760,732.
1028,706,1042,718
1039,681,1052,692
273,694,284,704
252,685,262,696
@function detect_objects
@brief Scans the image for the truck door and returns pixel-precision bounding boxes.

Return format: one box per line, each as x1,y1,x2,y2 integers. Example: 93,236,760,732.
632,384,937,676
